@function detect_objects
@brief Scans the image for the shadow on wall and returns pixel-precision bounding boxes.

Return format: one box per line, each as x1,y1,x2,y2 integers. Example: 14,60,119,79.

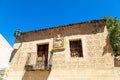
9,42,23,62
102,36,114,56
102,35,120,67
22,70,51,80
114,57,120,67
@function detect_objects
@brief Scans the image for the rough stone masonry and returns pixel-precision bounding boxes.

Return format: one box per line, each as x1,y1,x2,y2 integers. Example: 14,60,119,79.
6,19,120,80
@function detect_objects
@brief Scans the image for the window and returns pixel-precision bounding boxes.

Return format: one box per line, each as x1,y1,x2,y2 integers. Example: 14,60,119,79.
70,40,83,57
37,44,48,69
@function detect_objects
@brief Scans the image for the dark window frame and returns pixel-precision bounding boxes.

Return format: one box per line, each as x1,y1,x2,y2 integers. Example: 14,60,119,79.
37,44,49,69
70,40,83,57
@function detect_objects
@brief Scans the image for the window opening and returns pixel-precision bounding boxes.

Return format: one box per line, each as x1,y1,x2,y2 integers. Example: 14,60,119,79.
70,40,83,57
37,44,48,69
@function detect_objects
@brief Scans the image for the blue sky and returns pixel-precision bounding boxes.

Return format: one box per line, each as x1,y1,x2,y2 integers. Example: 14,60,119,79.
0,0,120,46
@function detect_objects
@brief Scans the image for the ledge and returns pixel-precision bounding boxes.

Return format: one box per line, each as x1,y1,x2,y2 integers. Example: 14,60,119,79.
52,47,65,52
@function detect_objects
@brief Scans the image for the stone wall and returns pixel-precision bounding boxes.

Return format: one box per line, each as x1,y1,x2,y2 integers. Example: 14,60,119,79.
48,26,116,80
7,19,120,80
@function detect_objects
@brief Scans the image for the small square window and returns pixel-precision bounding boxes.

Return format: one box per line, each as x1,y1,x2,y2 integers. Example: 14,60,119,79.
70,40,83,57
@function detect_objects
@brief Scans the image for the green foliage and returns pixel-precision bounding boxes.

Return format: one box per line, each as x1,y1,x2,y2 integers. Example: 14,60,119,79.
105,16,120,56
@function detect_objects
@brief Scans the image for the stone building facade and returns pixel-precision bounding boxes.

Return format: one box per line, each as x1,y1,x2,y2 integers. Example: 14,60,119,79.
6,19,120,80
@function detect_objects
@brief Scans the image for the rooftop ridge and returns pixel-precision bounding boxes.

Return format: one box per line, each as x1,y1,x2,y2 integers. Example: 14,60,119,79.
22,19,106,34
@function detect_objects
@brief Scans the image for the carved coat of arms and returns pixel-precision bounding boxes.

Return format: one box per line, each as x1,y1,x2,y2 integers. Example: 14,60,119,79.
53,34,64,51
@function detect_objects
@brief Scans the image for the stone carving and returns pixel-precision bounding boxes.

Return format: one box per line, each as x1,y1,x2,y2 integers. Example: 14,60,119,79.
53,34,64,50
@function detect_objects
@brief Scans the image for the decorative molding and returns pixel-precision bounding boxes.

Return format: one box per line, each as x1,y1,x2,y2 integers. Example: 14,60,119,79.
52,34,65,51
